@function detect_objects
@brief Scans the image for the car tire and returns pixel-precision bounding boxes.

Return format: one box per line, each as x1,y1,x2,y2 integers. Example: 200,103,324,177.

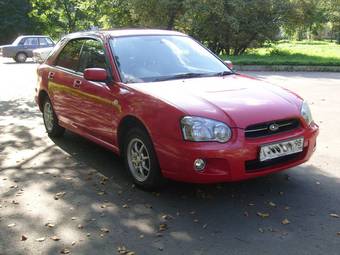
42,97,65,137
15,52,27,63
123,127,164,190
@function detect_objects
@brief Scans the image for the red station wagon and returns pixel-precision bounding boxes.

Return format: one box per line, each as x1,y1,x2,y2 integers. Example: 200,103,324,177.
35,29,319,189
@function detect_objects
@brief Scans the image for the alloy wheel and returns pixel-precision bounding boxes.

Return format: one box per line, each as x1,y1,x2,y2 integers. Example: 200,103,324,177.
43,101,54,132
127,138,151,182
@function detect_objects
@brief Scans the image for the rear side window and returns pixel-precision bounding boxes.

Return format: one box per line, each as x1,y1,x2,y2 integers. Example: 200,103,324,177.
23,37,39,46
78,39,107,73
55,39,85,71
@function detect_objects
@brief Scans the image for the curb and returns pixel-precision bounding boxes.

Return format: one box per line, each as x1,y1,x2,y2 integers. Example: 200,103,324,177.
234,65,340,72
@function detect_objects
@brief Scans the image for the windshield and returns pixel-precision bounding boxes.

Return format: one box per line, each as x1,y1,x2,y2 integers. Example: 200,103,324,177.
12,36,24,45
110,35,232,83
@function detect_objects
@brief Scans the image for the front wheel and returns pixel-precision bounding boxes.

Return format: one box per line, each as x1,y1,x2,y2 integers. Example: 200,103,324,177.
123,127,164,189
42,97,65,137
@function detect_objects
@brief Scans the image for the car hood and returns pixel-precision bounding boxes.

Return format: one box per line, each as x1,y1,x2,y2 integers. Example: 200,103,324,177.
128,74,302,128
0,44,13,49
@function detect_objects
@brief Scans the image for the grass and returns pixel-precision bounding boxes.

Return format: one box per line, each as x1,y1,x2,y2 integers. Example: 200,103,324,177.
224,40,340,66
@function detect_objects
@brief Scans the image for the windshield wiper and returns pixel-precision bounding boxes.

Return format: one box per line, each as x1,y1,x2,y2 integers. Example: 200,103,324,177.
210,71,235,77
153,72,210,82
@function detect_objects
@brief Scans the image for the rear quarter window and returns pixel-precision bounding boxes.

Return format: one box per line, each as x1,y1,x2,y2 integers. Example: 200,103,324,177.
23,37,39,46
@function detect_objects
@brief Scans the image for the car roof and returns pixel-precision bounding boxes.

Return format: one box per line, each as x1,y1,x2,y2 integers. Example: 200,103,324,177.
66,29,186,39
106,29,185,37
17,35,51,38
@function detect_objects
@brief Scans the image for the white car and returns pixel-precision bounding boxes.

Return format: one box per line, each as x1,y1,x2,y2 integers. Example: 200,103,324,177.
32,47,54,63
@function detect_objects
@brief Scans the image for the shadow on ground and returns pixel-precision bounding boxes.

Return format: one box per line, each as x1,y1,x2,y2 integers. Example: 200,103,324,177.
2,60,36,65
1,99,340,255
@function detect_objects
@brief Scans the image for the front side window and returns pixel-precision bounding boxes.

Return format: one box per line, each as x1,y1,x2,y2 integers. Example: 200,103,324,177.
110,35,231,83
78,39,107,73
12,36,24,45
55,39,85,71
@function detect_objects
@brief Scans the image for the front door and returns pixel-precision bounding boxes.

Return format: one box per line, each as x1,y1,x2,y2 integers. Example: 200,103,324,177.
75,38,116,143
19,37,39,57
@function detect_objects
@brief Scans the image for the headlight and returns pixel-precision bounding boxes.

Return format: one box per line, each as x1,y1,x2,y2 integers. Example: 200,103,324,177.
301,100,313,125
181,116,232,143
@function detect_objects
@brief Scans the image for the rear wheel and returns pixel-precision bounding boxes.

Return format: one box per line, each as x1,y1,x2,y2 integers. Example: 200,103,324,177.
123,127,164,189
15,52,27,63
42,97,65,137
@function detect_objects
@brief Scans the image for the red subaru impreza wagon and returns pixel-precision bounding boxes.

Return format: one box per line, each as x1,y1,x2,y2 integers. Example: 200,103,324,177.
35,29,319,189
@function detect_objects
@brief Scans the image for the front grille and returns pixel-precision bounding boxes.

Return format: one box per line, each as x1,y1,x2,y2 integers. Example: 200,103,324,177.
245,147,307,172
245,119,300,138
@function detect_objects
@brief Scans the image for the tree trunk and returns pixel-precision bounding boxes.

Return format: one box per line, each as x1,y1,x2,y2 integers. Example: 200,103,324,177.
226,47,230,56
61,0,76,33
167,12,176,30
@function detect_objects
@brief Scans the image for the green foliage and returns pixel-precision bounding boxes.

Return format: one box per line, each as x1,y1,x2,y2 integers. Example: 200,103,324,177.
2,0,340,55
226,40,340,65
328,0,340,43
0,0,32,44
25,0,293,54
129,0,185,29
183,0,290,55
29,0,134,38
283,0,329,40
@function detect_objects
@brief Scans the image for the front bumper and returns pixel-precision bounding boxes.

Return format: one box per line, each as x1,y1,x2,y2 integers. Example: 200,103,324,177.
154,123,319,183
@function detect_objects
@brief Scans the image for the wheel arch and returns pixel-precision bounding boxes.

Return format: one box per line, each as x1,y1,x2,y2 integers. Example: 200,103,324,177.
117,115,154,155
15,51,28,58
37,90,49,111
16,51,27,55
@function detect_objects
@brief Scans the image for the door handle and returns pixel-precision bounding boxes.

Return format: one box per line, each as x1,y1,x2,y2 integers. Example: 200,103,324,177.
73,79,82,88
48,72,55,80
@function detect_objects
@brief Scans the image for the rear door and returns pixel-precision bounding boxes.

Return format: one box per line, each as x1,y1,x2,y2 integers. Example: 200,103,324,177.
20,37,39,57
48,39,86,128
75,38,115,143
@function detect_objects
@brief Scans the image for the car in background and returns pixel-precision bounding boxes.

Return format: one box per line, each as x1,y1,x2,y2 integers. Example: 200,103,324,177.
33,46,54,63
0,35,55,63
35,29,319,189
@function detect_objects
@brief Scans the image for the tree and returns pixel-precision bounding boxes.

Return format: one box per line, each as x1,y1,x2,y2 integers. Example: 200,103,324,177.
29,0,135,38
283,0,329,40
328,0,340,43
183,0,289,55
0,0,33,44
128,0,185,29
29,0,92,37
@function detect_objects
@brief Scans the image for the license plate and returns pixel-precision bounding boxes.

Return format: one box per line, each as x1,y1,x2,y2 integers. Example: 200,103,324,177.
259,137,304,162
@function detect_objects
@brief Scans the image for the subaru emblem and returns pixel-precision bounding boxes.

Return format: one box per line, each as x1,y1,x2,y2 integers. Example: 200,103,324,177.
269,123,279,132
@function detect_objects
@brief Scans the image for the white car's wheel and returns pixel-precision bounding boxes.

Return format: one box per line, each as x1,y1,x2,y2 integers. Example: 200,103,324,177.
15,52,27,63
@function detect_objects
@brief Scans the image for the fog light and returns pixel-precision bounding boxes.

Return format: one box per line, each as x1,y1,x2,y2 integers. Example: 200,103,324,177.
194,158,206,171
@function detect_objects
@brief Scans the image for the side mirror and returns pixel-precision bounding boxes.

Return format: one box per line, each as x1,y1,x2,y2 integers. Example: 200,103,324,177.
224,60,234,70
84,68,107,82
